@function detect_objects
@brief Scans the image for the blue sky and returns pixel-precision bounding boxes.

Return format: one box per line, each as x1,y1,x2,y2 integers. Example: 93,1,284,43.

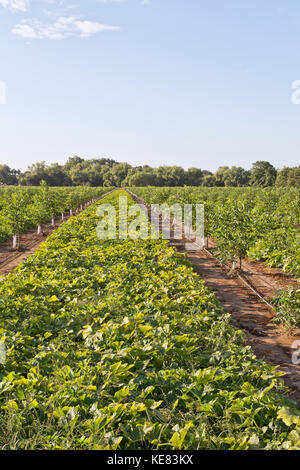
0,0,300,172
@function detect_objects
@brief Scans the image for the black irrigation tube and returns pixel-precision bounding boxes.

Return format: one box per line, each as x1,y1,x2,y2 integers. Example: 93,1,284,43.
201,246,276,311
0,238,40,268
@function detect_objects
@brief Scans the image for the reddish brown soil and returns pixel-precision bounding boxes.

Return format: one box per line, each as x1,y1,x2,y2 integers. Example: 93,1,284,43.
185,248,300,404
207,239,298,298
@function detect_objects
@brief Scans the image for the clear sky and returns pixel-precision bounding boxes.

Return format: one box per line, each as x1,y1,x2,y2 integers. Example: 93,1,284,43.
0,0,300,172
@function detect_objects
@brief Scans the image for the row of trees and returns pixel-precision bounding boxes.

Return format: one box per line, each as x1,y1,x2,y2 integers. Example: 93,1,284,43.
134,185,299,276
0,157,299,187
0,183,107,248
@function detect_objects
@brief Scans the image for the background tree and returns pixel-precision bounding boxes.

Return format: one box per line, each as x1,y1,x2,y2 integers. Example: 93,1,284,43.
0,165,19,185
213,166,230,186
287,166,300,187
250,161,277,187
63,156,85,172
125,171,156,187
223,166,251,187
154,166,185,186
111,162,132,186
46,163,71,186
20,162,50,186
276,166,300,188
201,174,216,187
8,156,296,188
184,167,204,186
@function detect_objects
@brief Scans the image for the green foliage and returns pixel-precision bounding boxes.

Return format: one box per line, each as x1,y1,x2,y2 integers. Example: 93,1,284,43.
214,201,254,267
276,166,300,188
271,288,300,329
133,186,300,276
8,156,300,188
0,165,19,186
0,190,300,449
0,186,111,243
250,161,277,187
134,186,299,327
3,190,31,236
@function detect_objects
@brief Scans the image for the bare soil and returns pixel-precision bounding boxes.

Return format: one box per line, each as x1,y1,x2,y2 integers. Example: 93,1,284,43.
185,247,300,404
207,239,298,297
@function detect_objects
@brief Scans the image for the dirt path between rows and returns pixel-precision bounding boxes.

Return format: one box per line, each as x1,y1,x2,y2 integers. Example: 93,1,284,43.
206,239,298,298
186,248,300,404
127,190,300,404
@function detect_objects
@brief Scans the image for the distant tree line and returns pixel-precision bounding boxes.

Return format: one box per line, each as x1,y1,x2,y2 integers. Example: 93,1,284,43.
0,157,299,187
